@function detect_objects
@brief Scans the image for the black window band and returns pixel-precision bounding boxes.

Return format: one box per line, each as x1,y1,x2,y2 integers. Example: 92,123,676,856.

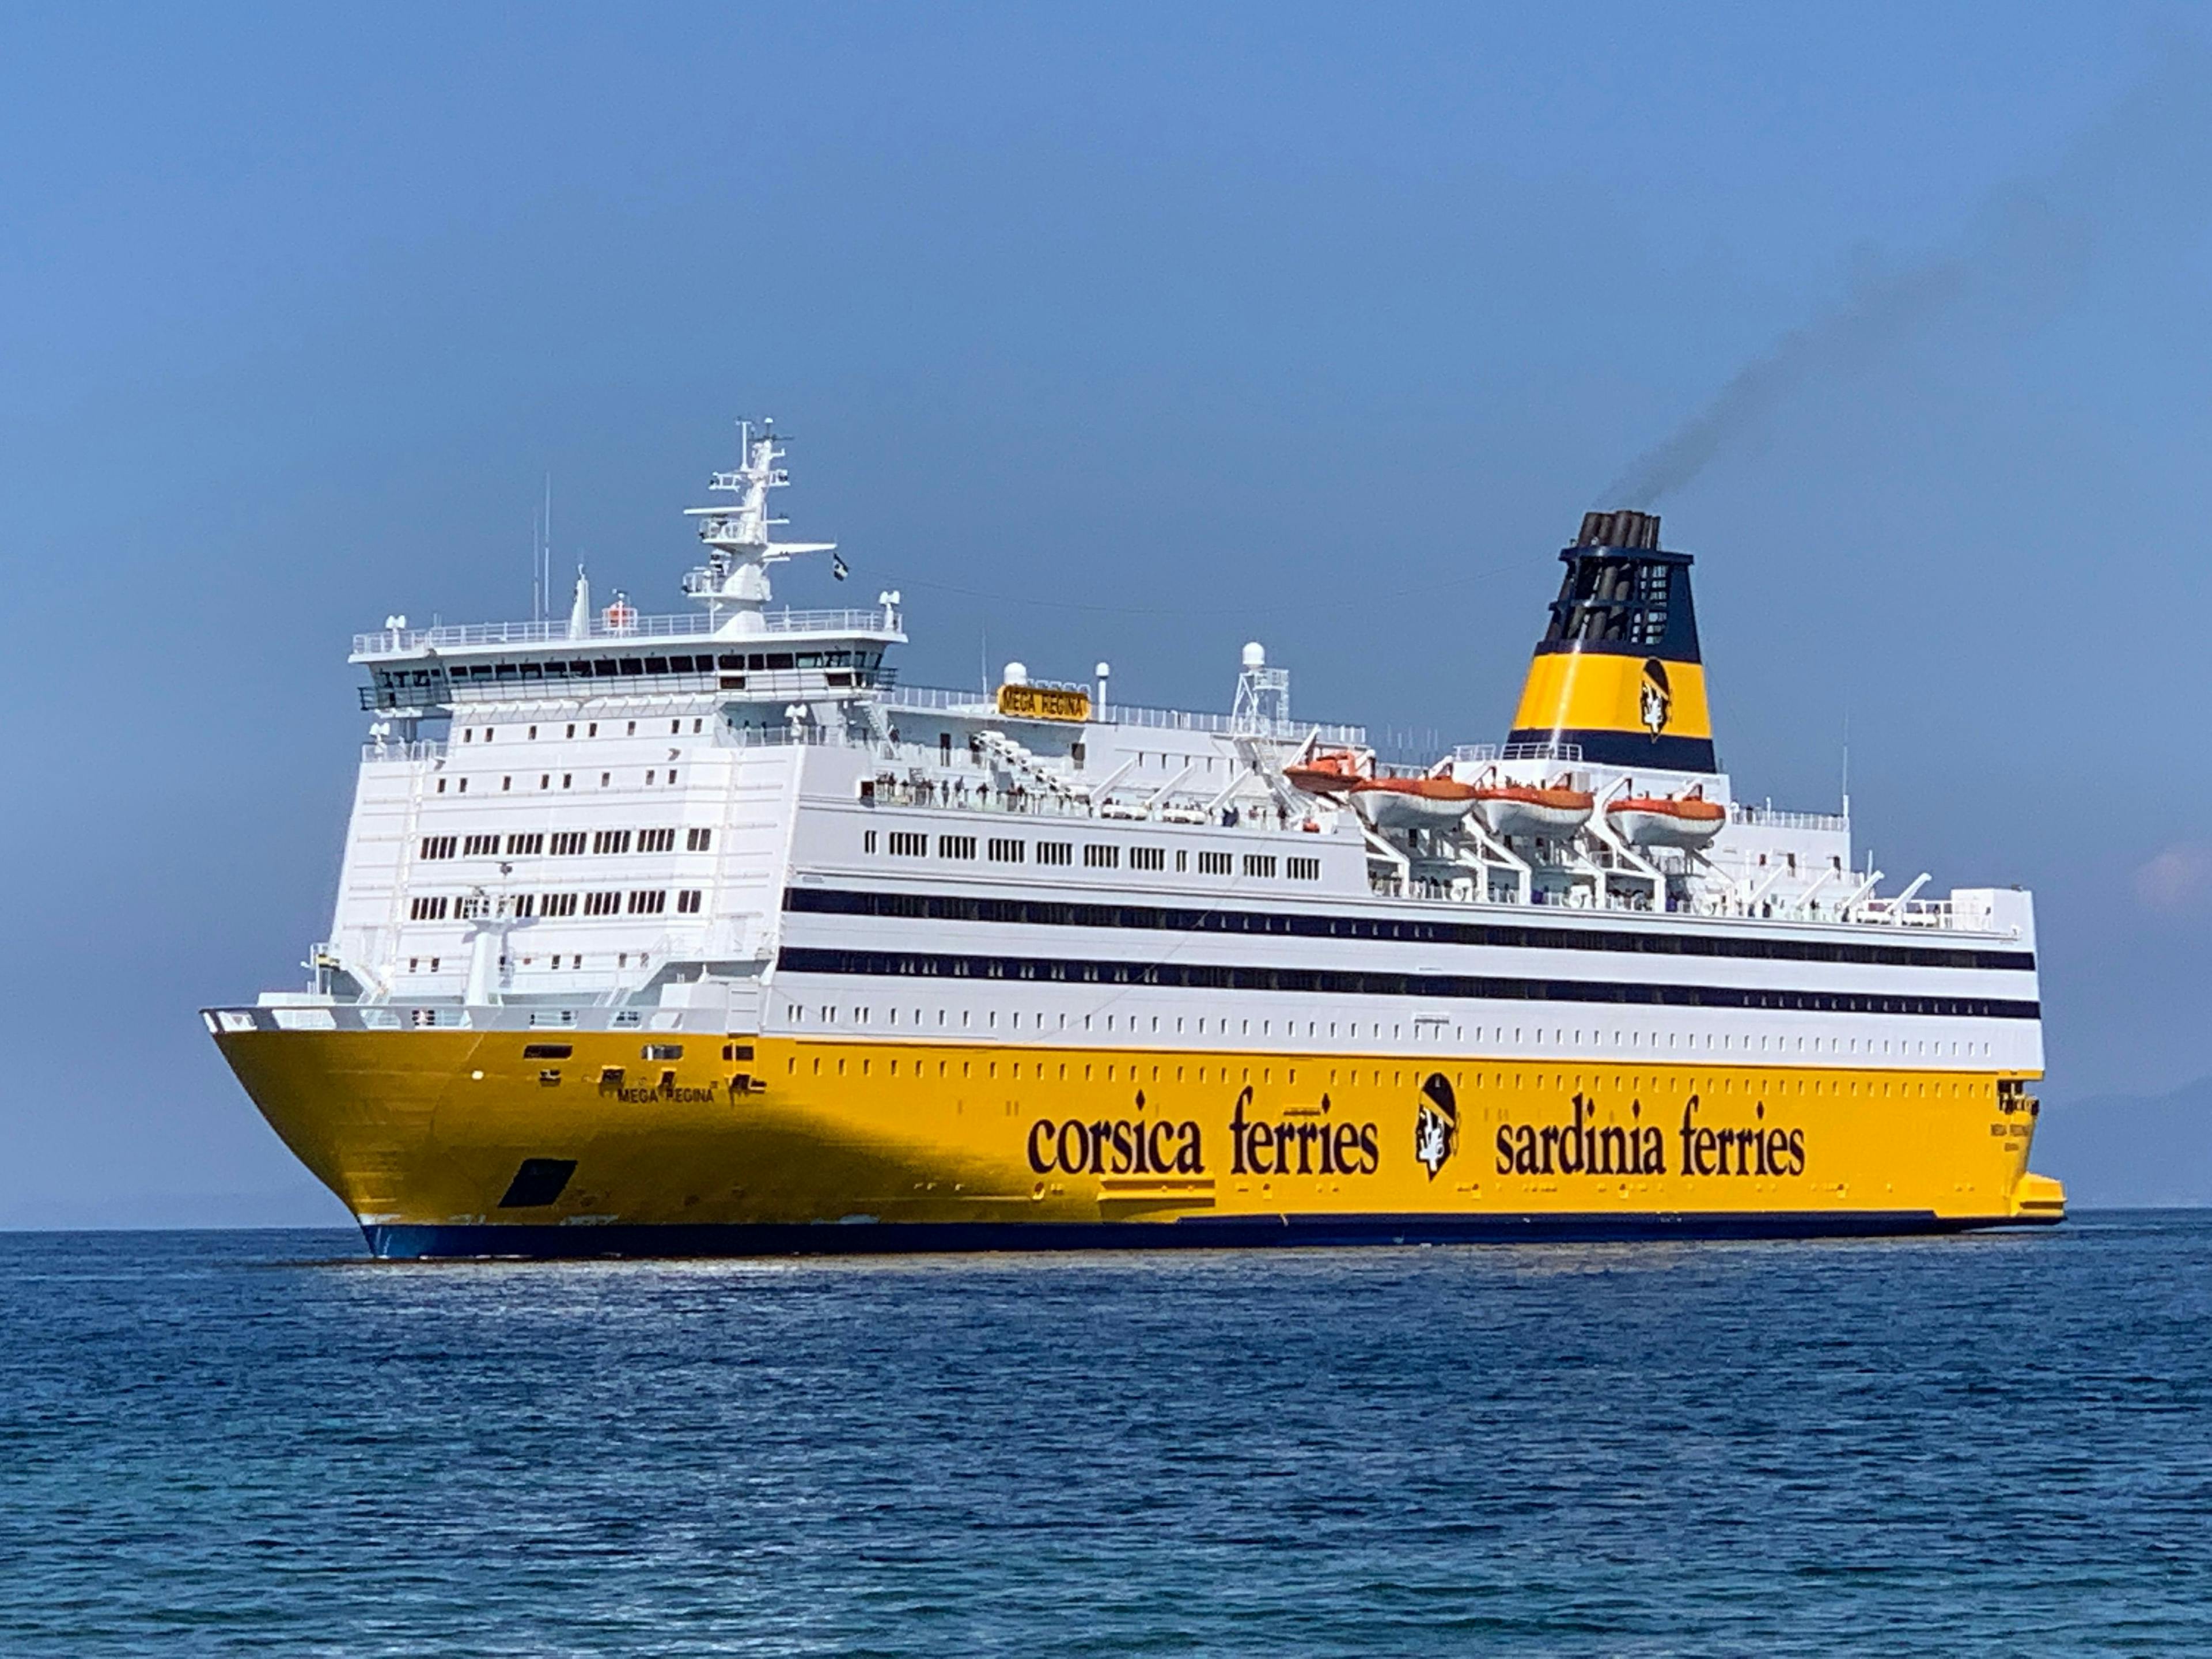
774,946,2040,1021
782,888,2035,974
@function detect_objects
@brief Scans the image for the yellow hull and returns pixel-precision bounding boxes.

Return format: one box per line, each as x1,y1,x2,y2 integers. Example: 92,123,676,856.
216,1028,2064,1255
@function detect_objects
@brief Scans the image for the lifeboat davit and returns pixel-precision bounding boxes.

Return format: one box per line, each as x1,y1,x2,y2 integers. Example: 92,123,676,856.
1471,782,1594,840
1605,786,1726,849
1283,748,1369,796
1350,775,1479,832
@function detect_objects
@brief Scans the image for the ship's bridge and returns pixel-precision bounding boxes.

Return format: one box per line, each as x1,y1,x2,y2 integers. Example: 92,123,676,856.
353,602,905,715
356,417,903,717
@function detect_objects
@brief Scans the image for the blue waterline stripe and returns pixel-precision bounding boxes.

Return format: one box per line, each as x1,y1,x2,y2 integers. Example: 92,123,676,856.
783,887,2035,973
364,1209,2048,1260
773,946,2041,1021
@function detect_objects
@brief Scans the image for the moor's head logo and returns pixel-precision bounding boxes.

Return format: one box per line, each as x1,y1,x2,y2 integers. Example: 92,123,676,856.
1415,1073,1459,1180
1638,657,1672,737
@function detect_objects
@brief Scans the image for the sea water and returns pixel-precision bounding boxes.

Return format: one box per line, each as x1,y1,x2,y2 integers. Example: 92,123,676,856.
2,1214,2207,1656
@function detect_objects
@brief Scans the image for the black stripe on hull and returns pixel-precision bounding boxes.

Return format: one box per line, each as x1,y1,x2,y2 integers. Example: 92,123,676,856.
364,1209,2055,1260
774,946,2041,1020
785,889,2036,973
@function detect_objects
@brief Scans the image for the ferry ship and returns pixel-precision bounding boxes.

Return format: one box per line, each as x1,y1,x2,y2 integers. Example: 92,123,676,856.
208,422,2064,1257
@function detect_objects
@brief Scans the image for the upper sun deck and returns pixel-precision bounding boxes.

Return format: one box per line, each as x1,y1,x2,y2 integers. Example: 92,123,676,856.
358,418,899,671
351,601,904,664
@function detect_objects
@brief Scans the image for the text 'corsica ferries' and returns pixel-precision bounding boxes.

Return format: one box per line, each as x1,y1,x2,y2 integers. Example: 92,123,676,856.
208,423,2065,1257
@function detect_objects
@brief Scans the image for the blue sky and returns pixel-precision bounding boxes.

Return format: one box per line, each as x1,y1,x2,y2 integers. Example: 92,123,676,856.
2,5,2206,1222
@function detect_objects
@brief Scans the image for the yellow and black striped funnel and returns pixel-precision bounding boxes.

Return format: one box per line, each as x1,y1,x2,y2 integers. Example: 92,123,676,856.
1503,509,1715,773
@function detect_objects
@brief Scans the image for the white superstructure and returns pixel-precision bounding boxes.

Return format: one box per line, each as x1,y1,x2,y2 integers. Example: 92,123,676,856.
255,421,2035,1090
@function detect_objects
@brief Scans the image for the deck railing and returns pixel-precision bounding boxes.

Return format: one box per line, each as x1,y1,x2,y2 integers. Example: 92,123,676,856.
1729,804,1850,832
359,740,448,763
354,606,901,657
879,684,1364,744
1453,741,1585,764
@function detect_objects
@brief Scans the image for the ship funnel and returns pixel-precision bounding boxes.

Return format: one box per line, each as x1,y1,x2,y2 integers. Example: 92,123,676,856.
1576,509,1662,551
1503,509,1716,774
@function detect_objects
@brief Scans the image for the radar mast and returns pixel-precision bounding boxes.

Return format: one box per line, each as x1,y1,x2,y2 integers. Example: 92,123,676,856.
681,418,837,636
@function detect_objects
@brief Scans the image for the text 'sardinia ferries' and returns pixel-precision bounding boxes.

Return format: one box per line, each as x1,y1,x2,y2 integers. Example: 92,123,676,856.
207,423,2063,1258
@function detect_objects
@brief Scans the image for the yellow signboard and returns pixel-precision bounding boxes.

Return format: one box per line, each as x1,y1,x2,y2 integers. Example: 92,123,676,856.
996,683,1092,723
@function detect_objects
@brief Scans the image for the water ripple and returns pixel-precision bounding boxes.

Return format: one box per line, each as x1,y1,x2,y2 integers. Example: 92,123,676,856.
1,1217,2206,1654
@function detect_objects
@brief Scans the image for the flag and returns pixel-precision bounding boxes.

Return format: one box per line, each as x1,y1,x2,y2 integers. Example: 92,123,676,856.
831,555,849,581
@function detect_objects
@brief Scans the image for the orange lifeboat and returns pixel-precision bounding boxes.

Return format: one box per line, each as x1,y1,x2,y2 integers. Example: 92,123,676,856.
1471,781,1594,840
1350,775,1479,832
1605,784,1726,849
1283,748,1369,796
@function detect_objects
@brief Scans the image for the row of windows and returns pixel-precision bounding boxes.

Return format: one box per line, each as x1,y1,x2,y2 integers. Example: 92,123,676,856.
584,890,673,916
431,768,685,795
400,952,652,974
457,718,708,743
409,889,704,921
780,1003,1998,1065
512,1040,748,1061
860,832,1322,880
779,1047,1998,1088
784,888,2036,974
774,946,2041,1020
375,649,878,696
421,828,711,861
